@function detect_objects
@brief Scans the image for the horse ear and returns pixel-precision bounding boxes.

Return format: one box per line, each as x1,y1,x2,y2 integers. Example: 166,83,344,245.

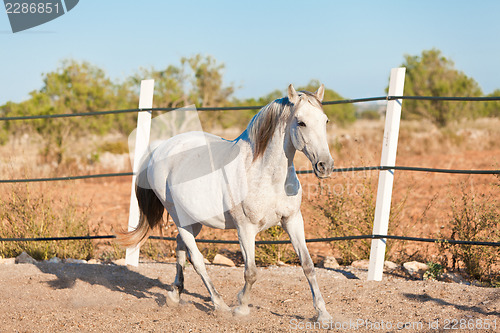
315,84,325,102
288,84,299,104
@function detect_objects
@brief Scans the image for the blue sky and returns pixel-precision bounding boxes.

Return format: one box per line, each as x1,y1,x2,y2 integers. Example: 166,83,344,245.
1,0,499,106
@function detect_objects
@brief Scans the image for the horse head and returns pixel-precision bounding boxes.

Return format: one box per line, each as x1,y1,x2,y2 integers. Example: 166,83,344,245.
287,84,334,178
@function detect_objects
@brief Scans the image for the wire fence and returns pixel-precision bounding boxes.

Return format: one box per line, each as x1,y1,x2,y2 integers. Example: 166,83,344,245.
1,94,499,247
0,166,498,184
1,95,499,121
0,234,499,246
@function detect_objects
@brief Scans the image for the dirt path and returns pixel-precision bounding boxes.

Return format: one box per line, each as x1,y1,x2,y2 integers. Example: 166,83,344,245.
0,262,498,332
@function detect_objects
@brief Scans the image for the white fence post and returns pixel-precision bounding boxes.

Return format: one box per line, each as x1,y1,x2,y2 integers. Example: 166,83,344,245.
125,79,155,267
367,68,406,281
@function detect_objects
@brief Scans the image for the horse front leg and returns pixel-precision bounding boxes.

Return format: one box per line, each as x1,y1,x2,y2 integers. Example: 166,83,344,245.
282,212,332,322
234,226,257,316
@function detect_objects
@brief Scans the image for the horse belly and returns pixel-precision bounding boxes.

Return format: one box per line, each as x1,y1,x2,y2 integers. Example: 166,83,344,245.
169,170,233,225
168,150,247,229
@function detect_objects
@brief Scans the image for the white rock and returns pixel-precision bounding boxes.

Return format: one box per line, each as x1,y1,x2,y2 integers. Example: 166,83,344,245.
351,259,370,269
47,257,62,264
15,251,36,264
64,258,87,264
87,259,99,264
384,261,399,271
323,256,340,269
113,258,127,266
212,254,235,267
403,261,429,278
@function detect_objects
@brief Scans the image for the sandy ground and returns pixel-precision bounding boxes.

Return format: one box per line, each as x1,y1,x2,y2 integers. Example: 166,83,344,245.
0,262,498,332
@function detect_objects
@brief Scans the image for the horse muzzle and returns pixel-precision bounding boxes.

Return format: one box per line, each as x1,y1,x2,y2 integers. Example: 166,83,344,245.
313,159,334,179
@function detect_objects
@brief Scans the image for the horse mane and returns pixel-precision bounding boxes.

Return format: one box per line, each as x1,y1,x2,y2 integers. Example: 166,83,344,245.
247,91,322,161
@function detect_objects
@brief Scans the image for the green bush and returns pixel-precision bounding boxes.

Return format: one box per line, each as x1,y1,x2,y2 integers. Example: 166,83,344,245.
424,262,444,280
399,49,483,126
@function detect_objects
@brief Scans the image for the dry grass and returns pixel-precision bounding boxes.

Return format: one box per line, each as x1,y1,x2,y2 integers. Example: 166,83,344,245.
255,226,297,266
0,183,95,260
310,171,409,265
438,179,500,285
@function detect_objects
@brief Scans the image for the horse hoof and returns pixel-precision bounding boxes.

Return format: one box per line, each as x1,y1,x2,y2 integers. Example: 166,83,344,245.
166,290,180,306
233,305,250,316
317,312,333,323
214,302,231,312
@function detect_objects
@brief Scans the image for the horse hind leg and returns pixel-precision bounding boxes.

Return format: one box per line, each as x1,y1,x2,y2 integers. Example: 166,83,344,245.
176,224,230,312
167,221,203,305
167,233,188,305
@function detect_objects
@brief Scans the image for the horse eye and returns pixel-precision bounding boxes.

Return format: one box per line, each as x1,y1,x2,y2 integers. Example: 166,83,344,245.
298,121,306,127
326,119,330,124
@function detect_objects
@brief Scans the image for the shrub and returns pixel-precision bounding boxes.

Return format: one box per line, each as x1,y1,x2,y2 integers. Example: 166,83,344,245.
0,184,95,260
315,178,376,264
424,262,444,280
255,226,297,266
439,179,499,284
99,140,129,155
315,176,406,265
399,49,482,126
98,242,125,262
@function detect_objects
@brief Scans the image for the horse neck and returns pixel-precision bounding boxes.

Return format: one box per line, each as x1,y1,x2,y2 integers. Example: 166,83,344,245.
257,122,296,175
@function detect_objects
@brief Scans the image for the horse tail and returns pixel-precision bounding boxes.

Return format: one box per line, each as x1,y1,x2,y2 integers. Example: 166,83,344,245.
117,165,165,248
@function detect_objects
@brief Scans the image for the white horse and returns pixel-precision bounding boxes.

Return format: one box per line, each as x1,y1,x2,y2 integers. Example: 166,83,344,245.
120,84,335,322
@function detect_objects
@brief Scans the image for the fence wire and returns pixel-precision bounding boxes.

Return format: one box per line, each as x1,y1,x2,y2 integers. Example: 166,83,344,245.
1,166,498,184
1,95,500,121
1,234,499,247
1,94,499,247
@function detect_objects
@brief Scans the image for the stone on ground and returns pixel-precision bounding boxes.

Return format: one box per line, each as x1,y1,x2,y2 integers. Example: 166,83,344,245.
403,261,429,279
47,257,62,264
323,256,340,269
64,258,87,264
15,252,36,264
383,260,399,271
351,259,370,269
212,254,235,267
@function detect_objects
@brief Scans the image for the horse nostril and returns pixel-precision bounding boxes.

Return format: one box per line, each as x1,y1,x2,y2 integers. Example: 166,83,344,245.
316,161,326,173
